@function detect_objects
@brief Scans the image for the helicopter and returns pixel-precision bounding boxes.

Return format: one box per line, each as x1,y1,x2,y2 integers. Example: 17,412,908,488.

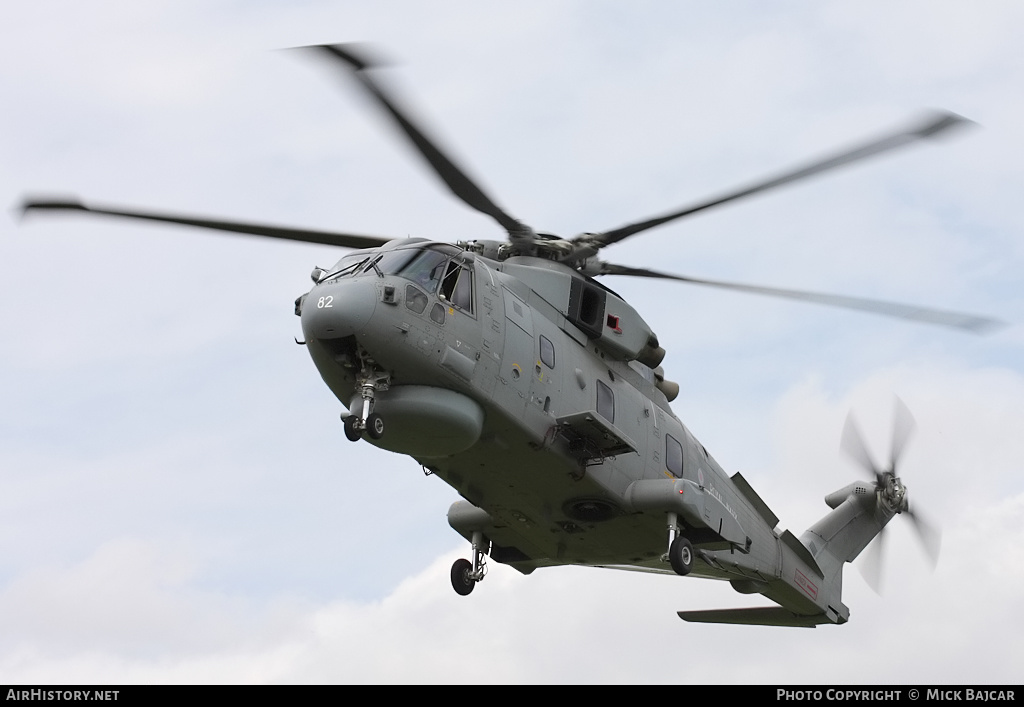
21,44,1000,627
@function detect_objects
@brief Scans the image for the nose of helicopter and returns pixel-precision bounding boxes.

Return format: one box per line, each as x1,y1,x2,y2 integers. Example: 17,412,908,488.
300,278,378,341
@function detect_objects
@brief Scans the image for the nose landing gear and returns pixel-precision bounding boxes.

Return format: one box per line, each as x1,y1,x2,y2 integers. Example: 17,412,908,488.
342,367,391,441
342,411,385,441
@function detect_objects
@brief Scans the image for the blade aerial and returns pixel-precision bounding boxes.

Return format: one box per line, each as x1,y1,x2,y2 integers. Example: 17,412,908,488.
594,263,1002,333
301,44,534,247
581,111,972,251
20,197,394,250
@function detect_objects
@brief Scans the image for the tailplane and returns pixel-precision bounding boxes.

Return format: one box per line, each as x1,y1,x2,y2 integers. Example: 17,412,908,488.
678,607,832,627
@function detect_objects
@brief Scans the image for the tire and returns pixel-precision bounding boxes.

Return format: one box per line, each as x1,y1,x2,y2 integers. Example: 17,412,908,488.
450,558,475,596
366,412,385,440
669,536,694,576
343,415,361,442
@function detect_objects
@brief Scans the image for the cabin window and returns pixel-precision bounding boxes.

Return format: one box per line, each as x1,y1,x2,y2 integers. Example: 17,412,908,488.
440,261,474,313
430,302,446,324
596,380,615,423
666,434,683,478
539,335,555,369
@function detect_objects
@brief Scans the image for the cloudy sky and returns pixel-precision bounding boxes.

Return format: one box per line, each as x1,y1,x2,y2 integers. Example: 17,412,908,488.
1,1,1022,684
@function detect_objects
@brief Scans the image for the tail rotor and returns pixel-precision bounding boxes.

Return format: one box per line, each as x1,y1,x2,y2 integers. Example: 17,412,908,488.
840,397,940,591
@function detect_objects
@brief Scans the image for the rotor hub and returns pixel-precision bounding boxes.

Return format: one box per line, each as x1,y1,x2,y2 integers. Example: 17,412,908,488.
878,472,909,513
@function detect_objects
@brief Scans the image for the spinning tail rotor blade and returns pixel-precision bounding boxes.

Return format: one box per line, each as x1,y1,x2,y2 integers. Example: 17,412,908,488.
842,399,942,592
840,412,882,482
302,44,533,245
595,263,1002,333
843,411,890,593
585,111,973,250
890,396,917,472
906,506,941,566
842,397,918,480
20,197,394,250
859,506,939,594
860,525,887,594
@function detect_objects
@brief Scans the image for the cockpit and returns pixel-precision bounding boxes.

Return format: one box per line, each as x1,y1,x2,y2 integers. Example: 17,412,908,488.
321,243,462,288
317,243,475,316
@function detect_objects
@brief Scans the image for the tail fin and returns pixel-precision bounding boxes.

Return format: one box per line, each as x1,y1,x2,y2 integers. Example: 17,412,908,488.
799,480,896,600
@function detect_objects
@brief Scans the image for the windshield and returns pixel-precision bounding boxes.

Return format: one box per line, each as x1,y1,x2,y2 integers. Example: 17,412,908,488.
321,245,461,289
322,253,371,282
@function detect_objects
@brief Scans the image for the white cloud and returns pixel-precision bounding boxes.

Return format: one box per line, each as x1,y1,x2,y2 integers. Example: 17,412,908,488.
2,359,1022,683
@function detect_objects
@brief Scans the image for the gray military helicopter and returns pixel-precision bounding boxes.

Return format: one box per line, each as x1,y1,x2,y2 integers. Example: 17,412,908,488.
22,45,999,627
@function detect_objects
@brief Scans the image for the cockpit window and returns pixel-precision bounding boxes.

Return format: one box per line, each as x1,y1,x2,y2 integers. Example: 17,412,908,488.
397,248,449,292
439,261,474,313
322,246,462,289
370,248,421,277
322,253,370,282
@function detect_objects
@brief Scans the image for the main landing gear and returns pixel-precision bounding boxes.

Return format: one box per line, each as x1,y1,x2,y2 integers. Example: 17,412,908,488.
342,367,390,442
664,512,694,576
451,531,489,596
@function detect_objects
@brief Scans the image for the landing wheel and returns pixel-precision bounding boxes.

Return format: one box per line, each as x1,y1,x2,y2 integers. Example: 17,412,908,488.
342,415,362,442
669,536,694,576
366,412,385,440
451,558,475,596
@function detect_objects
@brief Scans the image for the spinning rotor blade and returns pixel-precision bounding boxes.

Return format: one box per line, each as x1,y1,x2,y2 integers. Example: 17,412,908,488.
841,399,942,592
841,397,916,479
890,396,917,473
842,411,891,593
595,263,1001,333
860,525,887,594
859,503,940,593
840,412,882,482
20,197,394,250
583,111,972,250
906,506,941,567
303,44,533,245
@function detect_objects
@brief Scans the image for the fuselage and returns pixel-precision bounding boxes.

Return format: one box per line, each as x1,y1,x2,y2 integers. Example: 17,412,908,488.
297,239,841,618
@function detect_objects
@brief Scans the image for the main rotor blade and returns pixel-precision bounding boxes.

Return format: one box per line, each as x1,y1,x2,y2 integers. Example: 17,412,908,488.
594,263,1002,333
303,44,533,244
585,111,972,250
20,197,393,249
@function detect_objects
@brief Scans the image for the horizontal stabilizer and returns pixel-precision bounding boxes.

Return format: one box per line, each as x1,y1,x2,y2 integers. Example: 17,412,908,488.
677,607,829,627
